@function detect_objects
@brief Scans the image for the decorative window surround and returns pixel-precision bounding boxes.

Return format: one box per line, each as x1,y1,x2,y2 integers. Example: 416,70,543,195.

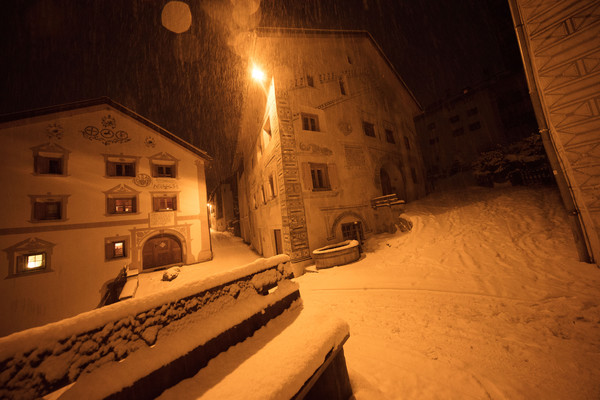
103,154,140,178
104,184,140,216
151,192,179,212
3,237,55,277
301,113,320,132
31,143,70,176
149,152,179,179
29,194,69,223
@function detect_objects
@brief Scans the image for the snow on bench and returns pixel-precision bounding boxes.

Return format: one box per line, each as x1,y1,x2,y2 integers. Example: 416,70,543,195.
0,255,294,399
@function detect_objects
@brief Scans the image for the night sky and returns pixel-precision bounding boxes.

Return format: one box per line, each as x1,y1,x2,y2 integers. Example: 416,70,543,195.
0,0,523,189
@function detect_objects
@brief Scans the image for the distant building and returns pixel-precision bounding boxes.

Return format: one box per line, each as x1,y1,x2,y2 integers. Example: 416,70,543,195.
414,71,538,189
0,98,212,335
234,28,427,274
508,0,600,265
208,176,237,234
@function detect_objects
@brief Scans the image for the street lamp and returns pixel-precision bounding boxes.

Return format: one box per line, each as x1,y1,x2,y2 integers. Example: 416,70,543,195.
251,64,268,97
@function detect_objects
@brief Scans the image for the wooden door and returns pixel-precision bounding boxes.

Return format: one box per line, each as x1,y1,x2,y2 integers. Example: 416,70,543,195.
142,234,182,270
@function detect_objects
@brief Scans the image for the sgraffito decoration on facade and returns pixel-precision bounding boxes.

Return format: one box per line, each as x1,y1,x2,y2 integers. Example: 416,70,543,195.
344,145,366,167
298,142,333,156
153,179,179,190
134,173,152,187
145,136,156,148
338,121,353,136
515,0,600,262
274,87,312,263
82,115,131,145
46,123,64,140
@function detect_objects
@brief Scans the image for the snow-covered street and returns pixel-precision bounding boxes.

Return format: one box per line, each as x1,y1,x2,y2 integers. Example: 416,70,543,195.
137,185,600,399
299,186,600,399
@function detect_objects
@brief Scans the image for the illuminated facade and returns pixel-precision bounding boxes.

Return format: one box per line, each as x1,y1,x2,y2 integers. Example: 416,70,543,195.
0,98,212,335
235,28,426,274
508,0,600,264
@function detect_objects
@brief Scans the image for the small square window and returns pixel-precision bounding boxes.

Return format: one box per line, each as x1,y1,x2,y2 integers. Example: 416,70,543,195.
385,129,395,144
307,75,314,87
105,238,129,261
25,253,45,270
153,196,177,212
310,163,330,191
469,121,481,131
363,122,376,137
301,113,320,132
113,241,125,257
452,127,465,137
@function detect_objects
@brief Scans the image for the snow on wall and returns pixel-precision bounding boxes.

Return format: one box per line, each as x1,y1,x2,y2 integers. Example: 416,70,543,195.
0,255,291,400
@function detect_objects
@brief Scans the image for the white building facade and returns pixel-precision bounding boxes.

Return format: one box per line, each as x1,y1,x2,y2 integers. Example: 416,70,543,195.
0,98,212,335
235,29,427,274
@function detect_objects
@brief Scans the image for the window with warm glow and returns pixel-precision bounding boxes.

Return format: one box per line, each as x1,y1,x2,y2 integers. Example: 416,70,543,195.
105,238,129,260
113,241,124,257
108,197,136,214
153,196,177,211
26,253,45,270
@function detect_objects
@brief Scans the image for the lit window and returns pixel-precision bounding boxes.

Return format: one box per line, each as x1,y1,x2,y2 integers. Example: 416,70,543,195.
301,113,320,132
385,129,395,144
108,197,136,214
310,163,330,191
26,253,45,270
113,242,124,257
105,238,128,261
363,122,375,137
153,196,177,211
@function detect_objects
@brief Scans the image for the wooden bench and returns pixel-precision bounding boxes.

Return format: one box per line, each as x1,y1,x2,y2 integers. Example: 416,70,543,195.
0,255,352,400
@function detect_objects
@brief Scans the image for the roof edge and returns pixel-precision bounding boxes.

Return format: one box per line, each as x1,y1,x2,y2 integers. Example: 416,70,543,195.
0,97,212,161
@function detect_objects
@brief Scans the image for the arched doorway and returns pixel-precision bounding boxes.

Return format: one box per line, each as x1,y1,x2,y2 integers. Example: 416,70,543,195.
380,168,394,195
142,234,182,270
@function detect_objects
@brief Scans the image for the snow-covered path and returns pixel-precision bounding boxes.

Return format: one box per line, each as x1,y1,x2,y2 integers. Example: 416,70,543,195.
298,186,600,399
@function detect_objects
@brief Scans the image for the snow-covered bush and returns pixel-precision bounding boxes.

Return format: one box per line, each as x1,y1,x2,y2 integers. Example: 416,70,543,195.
472,133,551,186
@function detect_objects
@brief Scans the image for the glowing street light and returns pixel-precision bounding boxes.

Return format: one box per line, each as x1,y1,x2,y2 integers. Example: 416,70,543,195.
252,66,266,82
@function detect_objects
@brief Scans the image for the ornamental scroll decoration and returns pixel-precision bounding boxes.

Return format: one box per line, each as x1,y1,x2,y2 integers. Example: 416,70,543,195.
81,114,131,145
134,174,152,187
298,142,333,156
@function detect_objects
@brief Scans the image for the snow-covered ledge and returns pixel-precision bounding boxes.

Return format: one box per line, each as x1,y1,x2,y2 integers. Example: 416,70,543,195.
0,255,292,399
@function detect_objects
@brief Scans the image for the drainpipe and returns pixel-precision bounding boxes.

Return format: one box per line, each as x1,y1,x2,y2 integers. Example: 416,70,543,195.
508,0,592,263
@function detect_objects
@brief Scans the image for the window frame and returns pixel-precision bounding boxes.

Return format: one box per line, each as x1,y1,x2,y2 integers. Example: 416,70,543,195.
309,163,331,191
385,129,395,144
104,236,130,261
4,237,55,277
104,184,140,216
29,194,69,223
301,113,320,132
104,155,139,178
149,152,179,179
151,193,179,212
362,121,376,138
31,143,70,176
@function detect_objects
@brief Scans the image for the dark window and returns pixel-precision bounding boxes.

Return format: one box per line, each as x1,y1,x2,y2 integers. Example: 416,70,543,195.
363,122,376,137
385,129,395,143
35,156,63,175
449,115,460,123
339,78,347,95
452,127,465,137
152,164,175,178
107,197,136,214
153,196,177,211
469,121,482,131
310,163,330,191
429,138,437,145
341,221,364,243
301,113,320,131
34,201,62,220
261,185,266,204
404,136,411,150
411,168,418,184
107,161,135,177
306,75,314,87
467,107,479,116
269,175,276,198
